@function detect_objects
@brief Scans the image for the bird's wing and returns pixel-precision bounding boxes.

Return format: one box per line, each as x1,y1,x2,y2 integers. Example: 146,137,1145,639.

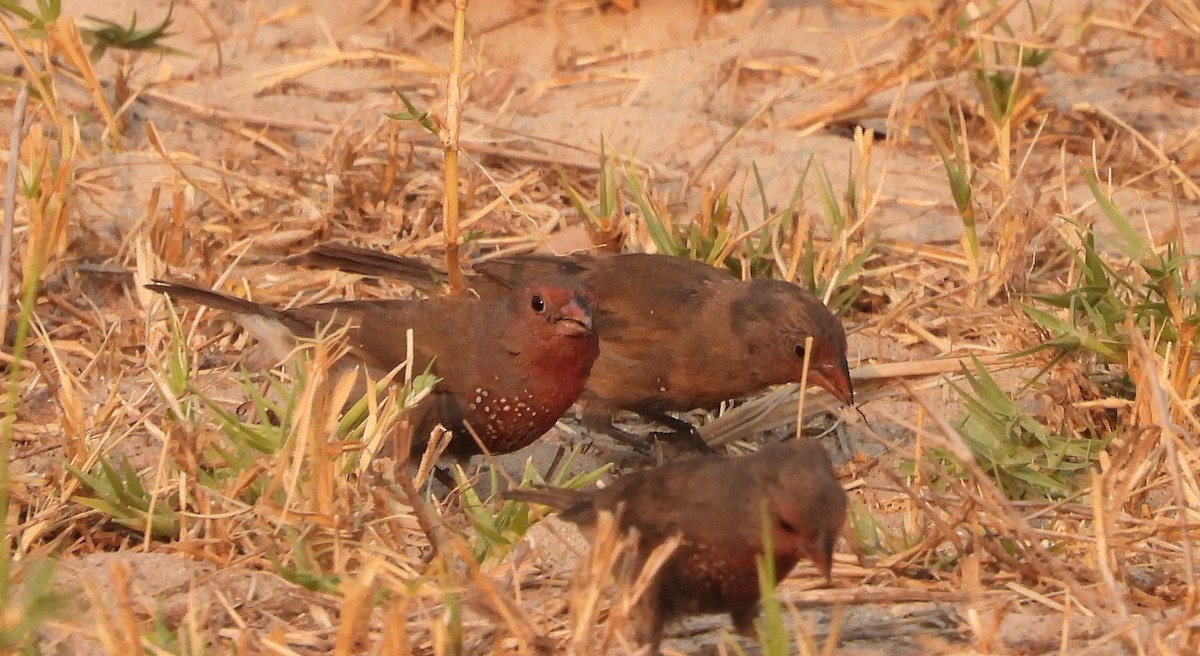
613,459,766,546
580,259,732,409
589,255,729,348
282,298,483,374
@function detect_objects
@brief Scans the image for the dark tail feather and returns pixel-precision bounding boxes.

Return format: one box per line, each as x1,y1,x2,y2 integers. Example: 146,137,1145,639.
292,243,447,292
145,279,285,320
499,486,587,511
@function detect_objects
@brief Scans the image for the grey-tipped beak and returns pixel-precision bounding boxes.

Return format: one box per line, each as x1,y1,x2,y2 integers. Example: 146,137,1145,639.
812,356,854,406
556,295,594,336
816,529,837,582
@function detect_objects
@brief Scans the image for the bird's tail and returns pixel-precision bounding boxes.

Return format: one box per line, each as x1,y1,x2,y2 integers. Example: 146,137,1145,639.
499,486,587,511
145,280,286,320
145,280,300,363
291,243,447,293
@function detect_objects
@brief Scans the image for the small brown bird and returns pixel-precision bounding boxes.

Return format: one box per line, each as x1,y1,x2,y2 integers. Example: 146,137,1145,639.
297,243,854,449
501,439,847,650
145,277,599,460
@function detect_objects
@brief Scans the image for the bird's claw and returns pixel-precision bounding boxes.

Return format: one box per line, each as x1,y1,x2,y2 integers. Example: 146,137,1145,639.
648,426,714,453
604,427,655,455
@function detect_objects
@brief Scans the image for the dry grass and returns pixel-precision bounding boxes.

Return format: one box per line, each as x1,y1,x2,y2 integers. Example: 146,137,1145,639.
2,0,1199,654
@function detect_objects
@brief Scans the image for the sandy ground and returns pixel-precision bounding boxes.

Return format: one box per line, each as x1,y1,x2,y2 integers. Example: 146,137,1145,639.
7,0,1200,653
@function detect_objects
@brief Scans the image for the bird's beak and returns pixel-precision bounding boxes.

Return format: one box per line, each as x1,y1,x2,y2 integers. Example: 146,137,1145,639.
555,294,594,337
812,529,837,582
809,355,854,406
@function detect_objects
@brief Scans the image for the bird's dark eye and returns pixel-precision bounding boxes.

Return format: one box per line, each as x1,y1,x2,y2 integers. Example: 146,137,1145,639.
531,295,546,312
778,516,799,533
794,344,806,358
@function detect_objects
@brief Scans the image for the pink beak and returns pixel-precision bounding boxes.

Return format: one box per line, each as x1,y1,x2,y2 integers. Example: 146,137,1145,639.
555,295,594,337
809,355,854,406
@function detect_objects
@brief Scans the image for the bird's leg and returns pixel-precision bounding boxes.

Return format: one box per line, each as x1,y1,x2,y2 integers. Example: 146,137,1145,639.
581,406,654,455
603,425,654,455
640,412,714,453
432,465,457,491
730,601,761,637
632,584,667,655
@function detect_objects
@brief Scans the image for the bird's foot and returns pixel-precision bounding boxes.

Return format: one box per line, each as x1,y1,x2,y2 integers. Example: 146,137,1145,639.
639,412,714,453
603,426,655,456
647,425,714,453
432,465,457,491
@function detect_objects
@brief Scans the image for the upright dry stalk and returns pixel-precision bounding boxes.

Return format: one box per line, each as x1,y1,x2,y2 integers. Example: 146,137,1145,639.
441,0,469,295
0,86,27,356
0,80,28,615
795,335,814,438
